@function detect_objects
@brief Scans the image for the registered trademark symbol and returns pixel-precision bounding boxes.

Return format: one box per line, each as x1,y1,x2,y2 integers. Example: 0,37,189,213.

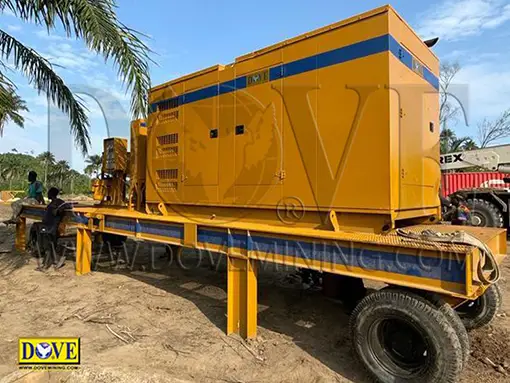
276,196,305,225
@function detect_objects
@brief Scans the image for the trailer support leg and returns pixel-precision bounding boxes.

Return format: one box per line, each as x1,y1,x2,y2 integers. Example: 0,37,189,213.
76,228,92,275
15,217,26,251
227,256,258,339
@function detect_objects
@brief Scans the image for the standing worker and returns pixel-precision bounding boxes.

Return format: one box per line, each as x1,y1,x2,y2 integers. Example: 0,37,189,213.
3,171,44,224
29,187,69,269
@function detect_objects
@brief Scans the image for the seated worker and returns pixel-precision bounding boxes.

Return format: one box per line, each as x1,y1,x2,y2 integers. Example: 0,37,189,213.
3,170,44,224
450,195,471,226
29,188,69,269
442,194,471,226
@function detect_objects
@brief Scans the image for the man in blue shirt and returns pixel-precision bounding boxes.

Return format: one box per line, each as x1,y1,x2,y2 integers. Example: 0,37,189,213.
4,171,45,224
27,171,44,202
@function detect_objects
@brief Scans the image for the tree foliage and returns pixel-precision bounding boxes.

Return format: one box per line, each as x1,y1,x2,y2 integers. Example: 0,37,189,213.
439,62,510,152
84,154,102,177
0,151,92,194
440,128,479,154
477,109,510,148
0,73,28,135
0,0,152,154
438,62,483,154
439,62,461,131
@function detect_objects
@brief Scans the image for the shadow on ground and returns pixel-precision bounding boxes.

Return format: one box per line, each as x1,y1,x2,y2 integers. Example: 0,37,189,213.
0,226,30,277
91,240,371,382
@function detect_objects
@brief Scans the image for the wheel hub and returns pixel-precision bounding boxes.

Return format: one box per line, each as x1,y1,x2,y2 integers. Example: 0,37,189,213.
471,214,483,226
369,318,430,376
380,320,427,368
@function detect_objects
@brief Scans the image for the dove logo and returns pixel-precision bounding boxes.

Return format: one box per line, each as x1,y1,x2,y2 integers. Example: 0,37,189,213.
35,343,52,359
246,69,269,87
18,337,80,366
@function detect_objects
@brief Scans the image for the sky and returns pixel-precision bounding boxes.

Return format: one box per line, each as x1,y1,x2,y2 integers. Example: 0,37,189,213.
1,0,510,172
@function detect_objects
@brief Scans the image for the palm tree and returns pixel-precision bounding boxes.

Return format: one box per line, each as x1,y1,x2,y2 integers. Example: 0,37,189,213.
440,128,455,154
0,80,28,136
53,160,71,190
462,139,479,151
36,151,55,186
440,128,477,154
448,137,470,153
0,1,151,154
68,169,83,194
0,156,27,189
84,154,102,177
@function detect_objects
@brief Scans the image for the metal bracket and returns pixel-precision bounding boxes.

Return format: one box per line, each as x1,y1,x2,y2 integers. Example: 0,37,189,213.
490,191,508,212
158,202,169,216
328,210,340,232
135,219,142,239
97,214,105,232
86,214,94,231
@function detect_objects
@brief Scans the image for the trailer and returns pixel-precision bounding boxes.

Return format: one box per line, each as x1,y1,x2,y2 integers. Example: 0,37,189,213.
16,5,507,383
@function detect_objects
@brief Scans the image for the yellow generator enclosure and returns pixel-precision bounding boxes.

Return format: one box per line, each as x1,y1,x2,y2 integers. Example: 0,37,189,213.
129,119,148,183
146,5,440,232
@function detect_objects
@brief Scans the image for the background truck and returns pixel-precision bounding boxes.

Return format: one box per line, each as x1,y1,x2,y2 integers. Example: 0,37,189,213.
441,144,510,227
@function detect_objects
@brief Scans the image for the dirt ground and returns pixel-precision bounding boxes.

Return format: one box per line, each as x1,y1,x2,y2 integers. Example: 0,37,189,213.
0,204,509,383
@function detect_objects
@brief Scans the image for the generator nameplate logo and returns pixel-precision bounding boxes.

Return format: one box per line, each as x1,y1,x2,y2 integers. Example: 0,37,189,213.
412,58,424,78
247,69,269,87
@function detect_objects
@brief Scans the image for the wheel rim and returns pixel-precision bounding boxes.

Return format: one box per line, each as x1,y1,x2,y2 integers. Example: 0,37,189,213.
456,296,484,319
368,317,431,377
471,214,483,226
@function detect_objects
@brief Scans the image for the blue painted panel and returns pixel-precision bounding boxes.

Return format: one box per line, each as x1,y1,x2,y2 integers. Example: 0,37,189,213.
197,228,464,283
139,220,183,239
150,34,439,112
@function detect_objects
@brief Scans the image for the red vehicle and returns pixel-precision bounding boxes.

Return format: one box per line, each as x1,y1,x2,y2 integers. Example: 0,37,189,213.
441,144,510,228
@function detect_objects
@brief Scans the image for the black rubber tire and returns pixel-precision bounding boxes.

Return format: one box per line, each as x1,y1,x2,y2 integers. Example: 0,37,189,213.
163,244,182,260
418,293,469,367
350,289,463,383
456,283,502,330
383,287,469,368
467,198,504,228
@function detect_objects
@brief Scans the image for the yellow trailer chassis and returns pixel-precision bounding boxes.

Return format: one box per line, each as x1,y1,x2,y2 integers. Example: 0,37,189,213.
17,204,506,339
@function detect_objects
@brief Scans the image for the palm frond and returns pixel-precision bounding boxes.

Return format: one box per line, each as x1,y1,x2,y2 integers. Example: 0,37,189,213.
0,30,91,153
0,73,28,135
5,0,152,118
85,154,102,166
